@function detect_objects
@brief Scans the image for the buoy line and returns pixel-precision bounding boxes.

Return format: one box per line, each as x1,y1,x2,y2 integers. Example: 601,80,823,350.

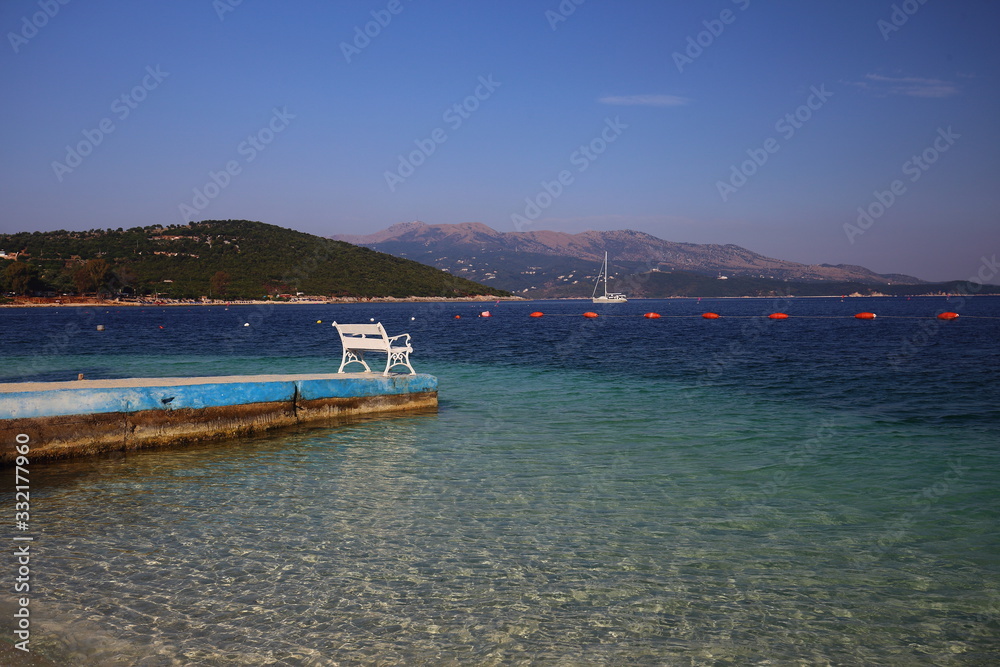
516,312,984,319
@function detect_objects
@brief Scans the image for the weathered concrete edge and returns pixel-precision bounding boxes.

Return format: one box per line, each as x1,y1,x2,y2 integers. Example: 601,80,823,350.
0,375,438,464
0,374,439,420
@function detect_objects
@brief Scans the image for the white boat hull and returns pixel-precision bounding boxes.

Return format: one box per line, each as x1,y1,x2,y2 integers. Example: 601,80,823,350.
593,294,627,303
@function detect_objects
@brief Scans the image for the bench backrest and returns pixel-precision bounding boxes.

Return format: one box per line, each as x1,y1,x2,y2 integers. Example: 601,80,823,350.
334,322,390,351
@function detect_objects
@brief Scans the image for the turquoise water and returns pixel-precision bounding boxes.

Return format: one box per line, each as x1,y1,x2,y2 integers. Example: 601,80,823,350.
2,298,999,664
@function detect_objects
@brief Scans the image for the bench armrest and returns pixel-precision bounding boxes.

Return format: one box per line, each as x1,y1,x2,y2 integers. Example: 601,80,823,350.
387,332,411,347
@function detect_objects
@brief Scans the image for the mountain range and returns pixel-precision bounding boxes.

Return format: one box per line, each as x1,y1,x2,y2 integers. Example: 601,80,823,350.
333,222,929,297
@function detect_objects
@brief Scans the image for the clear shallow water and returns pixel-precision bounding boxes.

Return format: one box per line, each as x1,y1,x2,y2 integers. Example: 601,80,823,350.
1,298,999,665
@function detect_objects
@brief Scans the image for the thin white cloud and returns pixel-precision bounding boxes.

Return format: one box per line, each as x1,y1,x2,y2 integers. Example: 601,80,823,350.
848,74,959,98
598,94,690,107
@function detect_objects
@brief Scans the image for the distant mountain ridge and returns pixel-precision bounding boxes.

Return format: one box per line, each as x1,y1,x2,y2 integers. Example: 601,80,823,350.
333,222,923,291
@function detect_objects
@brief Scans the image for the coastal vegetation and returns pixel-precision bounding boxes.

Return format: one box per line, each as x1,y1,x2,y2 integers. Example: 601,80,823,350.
534,269,1000,299
0,220,511,300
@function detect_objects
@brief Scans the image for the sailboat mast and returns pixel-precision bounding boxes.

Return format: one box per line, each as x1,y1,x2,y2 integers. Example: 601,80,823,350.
603,251,609,298
591,251,603,299
591,250,627,303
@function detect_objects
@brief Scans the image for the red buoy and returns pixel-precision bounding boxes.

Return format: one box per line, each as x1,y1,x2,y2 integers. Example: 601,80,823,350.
643,312,661,319
529,311,544,318
702,312,720,319
454,315,461,319
855,312,877,320
769,313,789,320
937,312,960,320
583,311,599,318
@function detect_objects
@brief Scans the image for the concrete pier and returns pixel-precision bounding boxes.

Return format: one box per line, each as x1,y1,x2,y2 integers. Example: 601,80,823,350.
0,373,437,464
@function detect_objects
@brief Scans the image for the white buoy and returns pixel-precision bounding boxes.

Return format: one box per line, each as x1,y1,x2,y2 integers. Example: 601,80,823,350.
243,323,249,327
411,316,415,320
96,325,105,331
370,318,375,322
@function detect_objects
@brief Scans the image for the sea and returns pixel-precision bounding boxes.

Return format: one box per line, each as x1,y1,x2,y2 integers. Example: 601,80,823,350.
1,296,998,665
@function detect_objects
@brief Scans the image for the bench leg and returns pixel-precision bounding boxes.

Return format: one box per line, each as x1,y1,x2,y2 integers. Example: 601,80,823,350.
339,350,372,373
384,350,416,376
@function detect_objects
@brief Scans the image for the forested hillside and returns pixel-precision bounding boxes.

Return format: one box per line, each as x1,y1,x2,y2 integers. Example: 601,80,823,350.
0,220,510,300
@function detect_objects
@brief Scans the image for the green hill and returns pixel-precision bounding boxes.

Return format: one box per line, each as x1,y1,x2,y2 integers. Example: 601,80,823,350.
0,220,511,300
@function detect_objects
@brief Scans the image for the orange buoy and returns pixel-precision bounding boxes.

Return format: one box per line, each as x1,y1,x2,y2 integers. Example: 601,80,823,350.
453,315,461,319
643,312,661,319
769,313,789,320
583,311,599,318
937,311,959,320
702,312,720,319
855,312,877,320
529,311,544,318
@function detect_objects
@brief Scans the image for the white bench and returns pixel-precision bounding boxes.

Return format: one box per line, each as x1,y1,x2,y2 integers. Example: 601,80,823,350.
331,322,416,376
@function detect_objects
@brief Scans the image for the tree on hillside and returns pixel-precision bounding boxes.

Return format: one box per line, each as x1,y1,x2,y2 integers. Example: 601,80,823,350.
43,265,76,295
85,258,110,294
4,261,37,295
72,266,91,294
210,270,230,297
71,259,111,295
111,264,139,296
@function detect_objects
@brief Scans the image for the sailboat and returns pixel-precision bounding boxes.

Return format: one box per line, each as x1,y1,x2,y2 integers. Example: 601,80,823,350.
592,251,627,303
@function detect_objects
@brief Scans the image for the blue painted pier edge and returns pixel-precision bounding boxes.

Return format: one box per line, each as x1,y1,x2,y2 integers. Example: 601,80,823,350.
0,373,438,464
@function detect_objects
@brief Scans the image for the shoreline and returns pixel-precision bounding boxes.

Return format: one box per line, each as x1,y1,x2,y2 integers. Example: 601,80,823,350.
0,295,524,308
1,294,990,308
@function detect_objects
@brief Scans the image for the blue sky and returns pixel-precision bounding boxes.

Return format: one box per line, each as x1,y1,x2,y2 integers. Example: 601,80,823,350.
1,0,997,281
